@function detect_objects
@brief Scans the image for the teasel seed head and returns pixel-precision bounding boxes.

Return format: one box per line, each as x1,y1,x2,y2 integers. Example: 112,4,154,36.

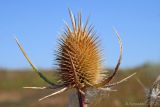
56,10,101,88
147,75,160,107
16,9,137,107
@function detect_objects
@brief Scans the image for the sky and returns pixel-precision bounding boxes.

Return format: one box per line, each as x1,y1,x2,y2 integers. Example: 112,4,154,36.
0,0,160,69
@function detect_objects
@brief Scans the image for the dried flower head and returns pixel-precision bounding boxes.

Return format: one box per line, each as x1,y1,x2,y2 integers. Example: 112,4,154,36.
147,75,160,107
16,9,136,107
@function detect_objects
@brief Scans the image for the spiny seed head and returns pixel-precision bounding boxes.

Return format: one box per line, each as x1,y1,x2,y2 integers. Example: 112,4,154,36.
147,75,160,107
56,11,102,88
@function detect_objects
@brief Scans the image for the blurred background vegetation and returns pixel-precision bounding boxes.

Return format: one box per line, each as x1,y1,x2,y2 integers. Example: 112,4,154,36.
0,63,160,107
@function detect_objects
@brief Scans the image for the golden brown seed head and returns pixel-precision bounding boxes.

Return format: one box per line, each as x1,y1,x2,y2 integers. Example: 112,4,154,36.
56,11,101,88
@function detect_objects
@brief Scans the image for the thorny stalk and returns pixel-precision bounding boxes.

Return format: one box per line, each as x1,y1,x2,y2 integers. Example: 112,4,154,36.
77,89,87,107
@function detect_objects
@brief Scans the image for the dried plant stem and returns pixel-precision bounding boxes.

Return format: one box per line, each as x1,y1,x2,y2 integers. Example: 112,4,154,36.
77,89,87,107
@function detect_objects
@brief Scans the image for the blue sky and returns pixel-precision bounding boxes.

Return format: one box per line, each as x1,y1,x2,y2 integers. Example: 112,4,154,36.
0,0,160,69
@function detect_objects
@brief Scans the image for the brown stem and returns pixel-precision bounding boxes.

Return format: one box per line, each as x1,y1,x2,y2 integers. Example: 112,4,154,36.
77,89,87,107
